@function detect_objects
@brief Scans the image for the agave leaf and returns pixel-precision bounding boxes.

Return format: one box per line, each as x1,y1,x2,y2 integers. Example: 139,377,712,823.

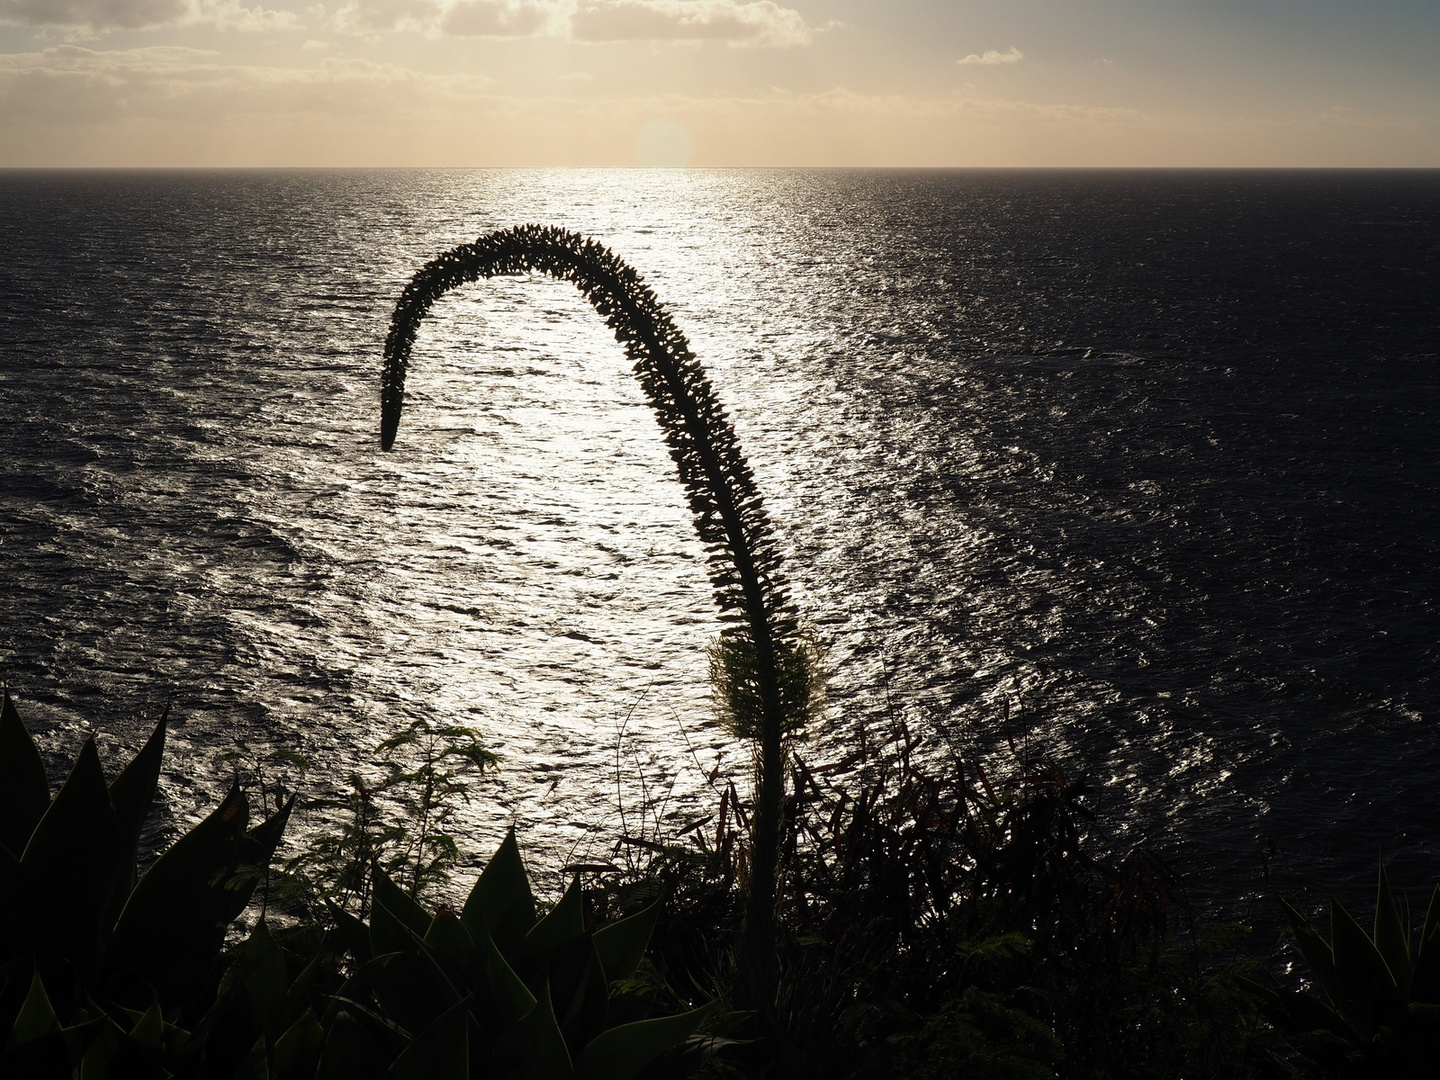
105,783,250,1000
273,1009,326,1080
238,919,289,1035
1412,884,1440,1004
550,936,608,1055
1373,857,1413,993
21,737,123,978
386,997,469,1080
373,866,432,939
576,1000,719,1080
368,914,463,1040
1420,884,1440,961
9,970,60,1047
54,1011,111,1067
0,690,49,858
127,1001,165,1051
235,1033,269,1080
371,880,427,961
321,952,399,1029
520,876,585,970
1283,899,1345,1010
327,899,373,965
318,1007,391,1080
423,909,475,972
241,794,295,879
461,828,536,957
0,843,35,960
1273,989,1352,1040
214,794,296,929
592,902,660,984
1330,896,1393,1038
480,926,537,1027
107,706,167,907
493,981,572,1080
77,1015,126,1079
282,942,325,1026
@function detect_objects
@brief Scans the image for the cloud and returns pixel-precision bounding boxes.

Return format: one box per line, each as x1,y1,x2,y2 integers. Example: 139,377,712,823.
0,44,495,131
958,47,1023,66
0,0,295,30
0,0,187,29
442,0,552,36
203,0,298,29
570,0,810,46
332,0,435,32
332,0,555,35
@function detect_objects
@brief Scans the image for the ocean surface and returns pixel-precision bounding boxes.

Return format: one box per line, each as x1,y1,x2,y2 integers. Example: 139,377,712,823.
1,168,1437,915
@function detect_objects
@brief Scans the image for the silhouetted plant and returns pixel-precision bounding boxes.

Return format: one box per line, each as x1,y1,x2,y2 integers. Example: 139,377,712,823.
379,224,816,982
280,718,497,916
0,688,294,1077
1241,858,1440,1077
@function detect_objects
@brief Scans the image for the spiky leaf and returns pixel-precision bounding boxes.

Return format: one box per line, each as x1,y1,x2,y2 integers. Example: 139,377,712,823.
1414,885,1440,1004
493,981,572,1080
1374,857,1413,992
373,865,431,940
318,1009,390,1080
273,1010,326,1080
105,783,250,999
21,737,122,978
550,936,609,1055
424,909,475,972
387,997,469,1080
461,828,535,957
480,927,536,1027
576,1001,718,1080
239,919,289,1035
107,707,167,905
1283,899,1344,1010
0,690,49,858
10,970,60,1046
1330,896,1394,1038
520,876,584,970
592,902,659,983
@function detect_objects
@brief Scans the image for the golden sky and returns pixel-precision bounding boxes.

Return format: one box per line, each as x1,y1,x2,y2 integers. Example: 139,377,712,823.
2,0,1437,166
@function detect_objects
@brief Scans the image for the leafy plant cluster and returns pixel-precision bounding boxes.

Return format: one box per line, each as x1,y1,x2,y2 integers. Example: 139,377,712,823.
0,690,710,1080
1240,861,1440,1078
278,717,499,919
593,715,1271,1080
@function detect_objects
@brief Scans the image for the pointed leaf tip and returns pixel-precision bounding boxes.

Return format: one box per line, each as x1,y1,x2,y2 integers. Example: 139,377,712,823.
0,689,51,856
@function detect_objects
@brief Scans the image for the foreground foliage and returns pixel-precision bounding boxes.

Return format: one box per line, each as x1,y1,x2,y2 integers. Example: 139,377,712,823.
0,691,710,1079
7,680,1437,1079
595,717,1271,1080
1241,859,1440,1078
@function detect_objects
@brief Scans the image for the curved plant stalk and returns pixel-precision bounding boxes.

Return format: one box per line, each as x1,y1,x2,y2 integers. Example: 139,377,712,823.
380,224,814,980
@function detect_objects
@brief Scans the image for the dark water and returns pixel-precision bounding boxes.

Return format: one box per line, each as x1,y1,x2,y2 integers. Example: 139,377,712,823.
1,168,1437,913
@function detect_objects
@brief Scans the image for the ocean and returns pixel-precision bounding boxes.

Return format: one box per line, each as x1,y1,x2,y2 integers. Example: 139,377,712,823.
1,168,1437,913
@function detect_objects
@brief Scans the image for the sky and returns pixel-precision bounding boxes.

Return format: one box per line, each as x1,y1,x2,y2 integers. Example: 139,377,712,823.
1,0,1437,166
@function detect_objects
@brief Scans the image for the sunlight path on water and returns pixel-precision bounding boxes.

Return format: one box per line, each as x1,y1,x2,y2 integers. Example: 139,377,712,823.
3,168,1436,910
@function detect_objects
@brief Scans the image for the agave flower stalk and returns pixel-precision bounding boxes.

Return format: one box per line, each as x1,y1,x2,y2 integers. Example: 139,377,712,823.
380,224,814,978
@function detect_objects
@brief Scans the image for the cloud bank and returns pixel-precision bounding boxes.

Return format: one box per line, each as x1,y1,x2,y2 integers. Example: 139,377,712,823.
570,0,810,46
0,0,294,30
958,47,1023,66
0,0,187,29
325,0,808,42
